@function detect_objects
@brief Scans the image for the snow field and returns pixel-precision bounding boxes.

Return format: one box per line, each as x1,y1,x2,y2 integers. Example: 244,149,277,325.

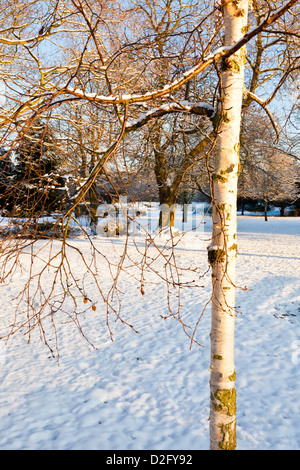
0,215,299,450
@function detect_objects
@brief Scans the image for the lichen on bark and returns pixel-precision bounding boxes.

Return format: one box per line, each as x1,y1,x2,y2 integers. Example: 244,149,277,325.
219,420,237,450
213,388,236,417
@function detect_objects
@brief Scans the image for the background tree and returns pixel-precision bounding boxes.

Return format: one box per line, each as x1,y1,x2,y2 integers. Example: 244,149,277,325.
13,119,66,217
0,148,14,215
240,149,299,219
239,109,300,219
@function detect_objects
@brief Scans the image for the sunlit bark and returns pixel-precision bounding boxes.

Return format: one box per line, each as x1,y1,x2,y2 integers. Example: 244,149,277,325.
208,0,249,451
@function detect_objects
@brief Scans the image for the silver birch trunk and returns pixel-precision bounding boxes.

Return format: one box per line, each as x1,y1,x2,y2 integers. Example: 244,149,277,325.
208,0,249,450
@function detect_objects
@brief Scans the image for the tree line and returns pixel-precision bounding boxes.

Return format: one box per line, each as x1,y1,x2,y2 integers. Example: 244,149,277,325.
0,97,298,229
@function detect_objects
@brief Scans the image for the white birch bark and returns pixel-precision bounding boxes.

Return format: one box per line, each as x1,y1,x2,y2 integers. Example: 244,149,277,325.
208,0,249,450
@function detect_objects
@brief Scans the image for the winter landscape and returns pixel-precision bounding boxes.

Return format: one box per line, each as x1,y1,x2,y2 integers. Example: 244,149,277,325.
0,0,299,454
0,207,299,451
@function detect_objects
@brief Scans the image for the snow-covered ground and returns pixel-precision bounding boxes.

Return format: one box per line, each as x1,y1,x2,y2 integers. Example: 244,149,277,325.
0,211,299,450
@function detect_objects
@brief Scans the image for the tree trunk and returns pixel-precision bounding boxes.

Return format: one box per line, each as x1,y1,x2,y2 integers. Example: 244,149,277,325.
154,148,177,230
158,187,177,229
208,0,249,450
241,201,245,216
264,201,268,221
89,182,99,233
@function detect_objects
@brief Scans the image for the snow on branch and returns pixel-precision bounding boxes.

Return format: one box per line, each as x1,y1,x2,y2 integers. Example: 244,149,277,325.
0,25,65,46
61,0,298,107
63,47,228,105
125,101,215,131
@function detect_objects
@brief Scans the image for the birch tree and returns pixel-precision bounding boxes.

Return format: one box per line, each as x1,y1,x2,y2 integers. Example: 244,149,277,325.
205,0,248,450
